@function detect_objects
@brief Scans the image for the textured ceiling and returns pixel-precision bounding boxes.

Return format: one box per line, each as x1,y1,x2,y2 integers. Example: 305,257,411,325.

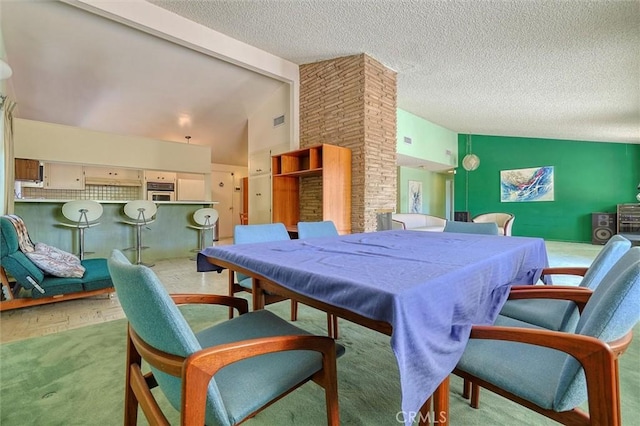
2,1,639,171
151,0,640,144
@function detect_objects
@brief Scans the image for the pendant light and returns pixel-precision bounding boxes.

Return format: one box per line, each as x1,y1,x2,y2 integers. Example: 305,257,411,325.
462,134,480,171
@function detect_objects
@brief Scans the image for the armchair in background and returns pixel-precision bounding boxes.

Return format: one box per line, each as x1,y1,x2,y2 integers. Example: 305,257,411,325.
230,223,293,320
443,220,499,235
472,213,515,236
297,220,340,338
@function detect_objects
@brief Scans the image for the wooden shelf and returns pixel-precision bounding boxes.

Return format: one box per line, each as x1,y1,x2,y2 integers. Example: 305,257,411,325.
617,203,640,237
272,144,351,234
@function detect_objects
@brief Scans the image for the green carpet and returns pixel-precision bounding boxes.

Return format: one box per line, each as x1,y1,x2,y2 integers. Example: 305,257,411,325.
1,302,638,425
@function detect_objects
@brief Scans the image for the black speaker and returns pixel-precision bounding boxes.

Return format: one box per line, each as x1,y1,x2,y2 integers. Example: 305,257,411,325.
592,213,616,245
454,211,470,222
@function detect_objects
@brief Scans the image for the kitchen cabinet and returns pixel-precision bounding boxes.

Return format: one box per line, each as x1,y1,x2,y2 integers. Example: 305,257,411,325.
177,178,205,201
145,170,176,183
248,174,271,224
14,159,41,181
43,163,85,190
84,166,141,186
249,149,271,176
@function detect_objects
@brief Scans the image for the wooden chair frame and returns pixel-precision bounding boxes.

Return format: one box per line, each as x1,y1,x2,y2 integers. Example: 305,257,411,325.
124,293,339,426
456,286,633,425
0,267,114,312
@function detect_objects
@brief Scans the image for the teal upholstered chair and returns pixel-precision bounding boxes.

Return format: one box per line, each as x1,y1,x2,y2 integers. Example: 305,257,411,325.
229,223,293,319
465,235,631,406
500,234,631,331
443,220,500,235
297,221,339,239
454,247,640,425
108,249,342,425
297,221,340,338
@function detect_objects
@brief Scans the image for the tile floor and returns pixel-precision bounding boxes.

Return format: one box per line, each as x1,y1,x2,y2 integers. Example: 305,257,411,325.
0,239,603,344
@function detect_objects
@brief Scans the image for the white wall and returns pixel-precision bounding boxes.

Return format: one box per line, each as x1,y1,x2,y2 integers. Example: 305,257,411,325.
248,84,292,153
14,118,211,174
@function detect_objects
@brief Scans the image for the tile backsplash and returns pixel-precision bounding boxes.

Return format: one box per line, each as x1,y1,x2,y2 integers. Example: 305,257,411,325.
22,185,142,201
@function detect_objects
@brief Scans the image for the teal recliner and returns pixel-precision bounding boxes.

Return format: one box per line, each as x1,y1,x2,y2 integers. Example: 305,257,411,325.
108,249,343,425
0,215,113,311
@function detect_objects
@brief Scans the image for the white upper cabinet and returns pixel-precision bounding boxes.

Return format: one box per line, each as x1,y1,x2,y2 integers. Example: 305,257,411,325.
84,166,141,186
43,163,85,190
249,149,271,176
144,170,177,183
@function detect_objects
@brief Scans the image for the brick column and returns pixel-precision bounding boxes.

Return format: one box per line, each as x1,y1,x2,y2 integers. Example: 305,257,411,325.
300,54,397,233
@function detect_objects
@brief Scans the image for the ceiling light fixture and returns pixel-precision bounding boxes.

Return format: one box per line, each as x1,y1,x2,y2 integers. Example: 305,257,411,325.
0,59,12,80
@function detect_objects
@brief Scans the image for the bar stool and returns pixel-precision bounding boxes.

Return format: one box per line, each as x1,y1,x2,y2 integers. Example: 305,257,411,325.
188,208,219,255
122,200,157,267
59,200,103,260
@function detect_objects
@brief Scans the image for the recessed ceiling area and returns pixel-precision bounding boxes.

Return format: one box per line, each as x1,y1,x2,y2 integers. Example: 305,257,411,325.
1,1,285,166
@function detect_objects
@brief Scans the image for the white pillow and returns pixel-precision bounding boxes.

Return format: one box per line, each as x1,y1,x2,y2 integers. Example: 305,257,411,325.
25,243,86,278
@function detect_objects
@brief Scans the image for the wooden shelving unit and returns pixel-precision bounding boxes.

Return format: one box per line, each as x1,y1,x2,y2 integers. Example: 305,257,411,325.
617,203,640,245
272,144,351,234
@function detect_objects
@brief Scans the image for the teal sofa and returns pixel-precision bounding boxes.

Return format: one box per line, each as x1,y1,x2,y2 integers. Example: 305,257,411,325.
0,215,114,311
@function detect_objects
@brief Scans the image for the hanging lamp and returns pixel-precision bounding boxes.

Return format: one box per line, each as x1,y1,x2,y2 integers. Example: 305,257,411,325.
462,134,480,171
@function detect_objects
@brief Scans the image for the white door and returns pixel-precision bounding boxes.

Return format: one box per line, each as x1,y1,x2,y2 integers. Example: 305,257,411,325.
211,171,235,239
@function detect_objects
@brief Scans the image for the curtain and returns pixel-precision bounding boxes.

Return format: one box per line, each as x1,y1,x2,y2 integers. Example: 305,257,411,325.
1,96,17,215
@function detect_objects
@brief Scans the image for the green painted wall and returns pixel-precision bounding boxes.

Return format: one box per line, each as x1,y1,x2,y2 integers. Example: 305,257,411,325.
454,135,640,242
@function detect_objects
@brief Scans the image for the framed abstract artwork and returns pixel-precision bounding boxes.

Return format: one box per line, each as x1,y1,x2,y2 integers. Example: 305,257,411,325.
409,180,423,213
500,166,554,202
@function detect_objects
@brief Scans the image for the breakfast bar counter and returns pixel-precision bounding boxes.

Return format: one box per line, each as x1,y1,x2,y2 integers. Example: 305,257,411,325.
14,200,218,262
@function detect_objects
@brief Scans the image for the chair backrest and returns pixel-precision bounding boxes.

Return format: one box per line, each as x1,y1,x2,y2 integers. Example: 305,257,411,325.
472,213,515,235
233,223,290,282
193,208,219,227
297,221,339,239
554,247,640,411
62,200,103,225
123,200,157,223
0,215,43,291
579,235,631,289
107,250,230,425
443,220,499,235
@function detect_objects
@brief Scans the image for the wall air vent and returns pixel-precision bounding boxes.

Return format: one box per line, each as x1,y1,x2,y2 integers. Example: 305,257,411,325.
404,136,412,145
273,114,285,127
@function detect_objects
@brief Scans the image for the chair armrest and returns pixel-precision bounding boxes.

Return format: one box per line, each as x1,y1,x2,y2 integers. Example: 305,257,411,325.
170,294,249,315
391,220,406,230
508,286,592,312
541,266,589,278
182,334,338,425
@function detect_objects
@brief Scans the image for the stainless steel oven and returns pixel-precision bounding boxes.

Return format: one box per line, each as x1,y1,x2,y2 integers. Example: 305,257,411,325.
146,182,175,202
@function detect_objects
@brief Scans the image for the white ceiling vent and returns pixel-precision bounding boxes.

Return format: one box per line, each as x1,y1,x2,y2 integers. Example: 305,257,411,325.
273,114,285,127
403,136,412,145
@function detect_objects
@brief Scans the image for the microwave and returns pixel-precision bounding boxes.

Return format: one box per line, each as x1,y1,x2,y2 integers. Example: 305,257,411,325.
147,181,175,202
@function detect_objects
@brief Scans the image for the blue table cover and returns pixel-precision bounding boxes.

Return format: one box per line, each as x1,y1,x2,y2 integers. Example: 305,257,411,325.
199,230,548,424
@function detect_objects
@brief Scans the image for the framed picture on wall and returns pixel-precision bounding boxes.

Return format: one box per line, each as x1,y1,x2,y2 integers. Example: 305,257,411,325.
500,166,555,202
409,180,423,213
